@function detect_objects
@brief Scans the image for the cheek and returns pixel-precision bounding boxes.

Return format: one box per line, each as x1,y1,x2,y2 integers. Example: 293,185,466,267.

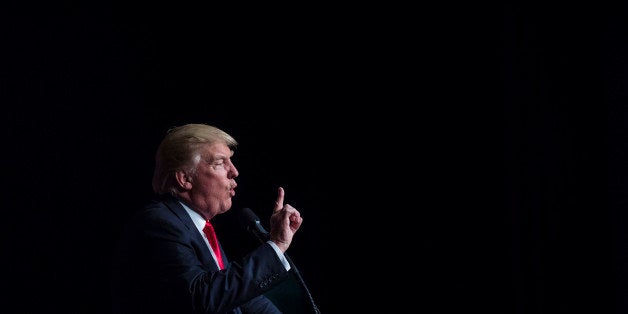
199,170,230,192
205,174,228,190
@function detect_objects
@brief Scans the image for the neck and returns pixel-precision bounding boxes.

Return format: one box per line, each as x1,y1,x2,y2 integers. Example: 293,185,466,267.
175,194,212,220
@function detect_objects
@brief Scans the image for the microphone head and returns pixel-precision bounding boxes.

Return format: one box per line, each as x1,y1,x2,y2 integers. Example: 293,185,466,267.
238,207,261,228
237,207,270,243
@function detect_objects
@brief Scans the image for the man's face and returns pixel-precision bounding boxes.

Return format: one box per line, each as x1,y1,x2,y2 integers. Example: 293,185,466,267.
188,142,239,219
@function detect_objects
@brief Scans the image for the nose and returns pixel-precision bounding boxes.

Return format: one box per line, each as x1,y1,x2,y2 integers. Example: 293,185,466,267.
228,160,239,178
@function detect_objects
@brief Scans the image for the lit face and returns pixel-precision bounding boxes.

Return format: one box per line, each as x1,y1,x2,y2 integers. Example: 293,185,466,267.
185,142,239,219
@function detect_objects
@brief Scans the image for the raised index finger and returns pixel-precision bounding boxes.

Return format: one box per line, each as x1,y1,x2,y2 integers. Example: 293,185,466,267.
273,186,285,212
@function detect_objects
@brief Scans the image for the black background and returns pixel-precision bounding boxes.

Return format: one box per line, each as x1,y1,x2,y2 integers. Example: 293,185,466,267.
5,1,628,313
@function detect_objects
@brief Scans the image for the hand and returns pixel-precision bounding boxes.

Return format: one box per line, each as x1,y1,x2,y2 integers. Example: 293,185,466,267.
269,187,303,252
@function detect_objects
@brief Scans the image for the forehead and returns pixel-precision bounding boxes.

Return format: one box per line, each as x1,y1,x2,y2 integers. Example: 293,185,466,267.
201,142,234,157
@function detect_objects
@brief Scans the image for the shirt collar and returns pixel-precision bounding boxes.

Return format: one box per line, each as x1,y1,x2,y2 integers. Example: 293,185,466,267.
179,201,207,233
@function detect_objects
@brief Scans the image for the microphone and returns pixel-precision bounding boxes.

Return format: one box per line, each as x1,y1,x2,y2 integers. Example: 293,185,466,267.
238,207,321,314
238,207,270,243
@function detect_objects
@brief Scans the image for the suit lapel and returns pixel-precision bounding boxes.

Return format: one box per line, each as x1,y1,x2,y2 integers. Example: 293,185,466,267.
161,195,229,268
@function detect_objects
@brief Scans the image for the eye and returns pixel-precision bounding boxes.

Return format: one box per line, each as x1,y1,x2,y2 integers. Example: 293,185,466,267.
209,158,226,169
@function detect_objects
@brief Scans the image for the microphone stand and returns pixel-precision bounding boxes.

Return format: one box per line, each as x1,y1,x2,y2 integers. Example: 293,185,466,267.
284,253,321,314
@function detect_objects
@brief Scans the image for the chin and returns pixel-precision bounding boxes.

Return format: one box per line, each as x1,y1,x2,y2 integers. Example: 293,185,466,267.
223,200,233,211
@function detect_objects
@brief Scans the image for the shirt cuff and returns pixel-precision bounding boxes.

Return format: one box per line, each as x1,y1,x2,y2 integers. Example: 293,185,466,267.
267,240,291,271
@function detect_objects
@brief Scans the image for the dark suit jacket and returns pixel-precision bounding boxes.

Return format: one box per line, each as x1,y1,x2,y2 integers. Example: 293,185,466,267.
111,195,289,314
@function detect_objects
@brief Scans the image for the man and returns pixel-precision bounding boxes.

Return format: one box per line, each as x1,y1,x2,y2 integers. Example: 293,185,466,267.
111,123,303,313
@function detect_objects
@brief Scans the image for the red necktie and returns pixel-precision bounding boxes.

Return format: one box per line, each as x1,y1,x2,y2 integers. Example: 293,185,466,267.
203,220,225,269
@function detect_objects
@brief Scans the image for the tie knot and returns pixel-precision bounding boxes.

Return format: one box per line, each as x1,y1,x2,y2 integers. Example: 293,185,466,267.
203,220,216,237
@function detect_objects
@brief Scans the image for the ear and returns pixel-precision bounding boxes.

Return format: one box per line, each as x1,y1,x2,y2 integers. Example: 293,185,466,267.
175,171,192,190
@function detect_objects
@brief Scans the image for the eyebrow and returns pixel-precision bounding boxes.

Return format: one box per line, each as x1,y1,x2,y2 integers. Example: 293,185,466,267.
207,151,233,162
